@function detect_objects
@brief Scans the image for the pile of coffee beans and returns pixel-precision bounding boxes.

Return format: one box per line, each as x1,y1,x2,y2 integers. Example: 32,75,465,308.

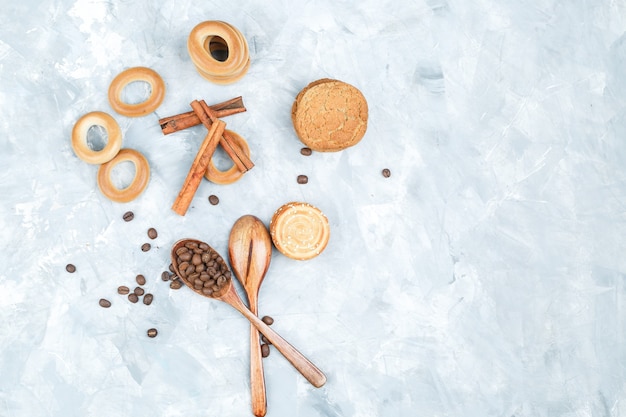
173,241,231,297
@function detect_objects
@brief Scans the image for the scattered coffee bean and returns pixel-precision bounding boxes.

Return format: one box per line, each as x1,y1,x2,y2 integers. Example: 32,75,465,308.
147,228,158,239
147,328,158,338
382,168,391,178
260,343,270,358
169,263,176,273
123,211,134,222
99,298,111,308
161,271,171,281
141,243,151,252
300,147,312,156
136,274,146,285
128,293,139,303
170,279,182,290
261,316,274,326
66,264,76,273
261,335,272,345
143,293,153,305
117,286,130,295
208,195,219,205
297,175,308,184
134,287,145,296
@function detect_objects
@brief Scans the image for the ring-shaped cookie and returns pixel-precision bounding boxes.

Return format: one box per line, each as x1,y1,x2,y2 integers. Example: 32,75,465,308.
269,202,330,261
205,130,251,185
71,111,122,164
187,21,249,84
108,67,165,117
97,148,150,203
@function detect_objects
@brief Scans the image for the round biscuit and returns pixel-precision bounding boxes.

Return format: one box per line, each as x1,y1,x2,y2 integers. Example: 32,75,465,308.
292,79,368,152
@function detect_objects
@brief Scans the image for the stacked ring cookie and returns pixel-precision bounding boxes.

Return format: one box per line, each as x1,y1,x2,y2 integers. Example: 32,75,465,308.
188,21,250,84
270,202,330,261
108,66,166,117
292,79,368,152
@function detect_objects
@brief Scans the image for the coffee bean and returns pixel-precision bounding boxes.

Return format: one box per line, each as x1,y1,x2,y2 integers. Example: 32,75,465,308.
261,335,272,345
134,287,144,296
297,174,308,184
123,211,134,222
99,298,111,308
169,263,176,273
300,147,312,156
147,328,158,338
260,343,270,358
161,271,171,281
382,168,391,178
136,274,146,285
170,279,182,290
143,293,153,305
128,293,139,303
208,195,219,205
147,228,158,239
66,264,76,273
178,261,189,272
118,286,130,295
261,316,274,325
141,243,151,252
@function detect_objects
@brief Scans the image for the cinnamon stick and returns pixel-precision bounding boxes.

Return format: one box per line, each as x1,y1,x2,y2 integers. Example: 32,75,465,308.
159,96,245,135
199,100,255,172
171,118,226,216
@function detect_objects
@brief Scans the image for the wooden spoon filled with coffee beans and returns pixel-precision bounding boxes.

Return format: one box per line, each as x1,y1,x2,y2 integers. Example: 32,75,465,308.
170,239,327,388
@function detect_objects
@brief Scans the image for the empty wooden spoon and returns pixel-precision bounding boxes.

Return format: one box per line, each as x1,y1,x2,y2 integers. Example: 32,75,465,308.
171,238,326,388
228,215,272,417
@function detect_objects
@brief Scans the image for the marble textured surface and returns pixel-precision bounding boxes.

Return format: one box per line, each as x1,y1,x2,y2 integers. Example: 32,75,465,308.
2,0,626,416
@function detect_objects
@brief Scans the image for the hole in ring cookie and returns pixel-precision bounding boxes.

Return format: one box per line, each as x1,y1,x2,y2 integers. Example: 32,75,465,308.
109,160,136,189
121,80,152,105
108,67,165,117
204,130,250,185
71,111,122,164
97,148,150,203
205,36,229,62
86,125,108,152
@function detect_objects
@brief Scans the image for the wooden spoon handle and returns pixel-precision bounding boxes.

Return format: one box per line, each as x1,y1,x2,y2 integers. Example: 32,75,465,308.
223,290,326,387
247,311,326,388
250,324,267,417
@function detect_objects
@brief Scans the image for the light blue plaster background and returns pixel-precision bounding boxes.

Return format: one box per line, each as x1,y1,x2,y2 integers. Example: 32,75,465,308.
2,0,626,416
